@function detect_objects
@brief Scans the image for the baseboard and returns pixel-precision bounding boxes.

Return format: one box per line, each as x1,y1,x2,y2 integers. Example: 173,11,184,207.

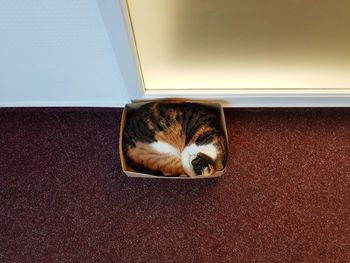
0,101,129,108
1,97,350,108
141,90,350,107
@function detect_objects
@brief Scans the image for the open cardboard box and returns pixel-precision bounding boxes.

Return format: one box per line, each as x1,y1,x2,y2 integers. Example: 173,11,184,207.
119,99,228,179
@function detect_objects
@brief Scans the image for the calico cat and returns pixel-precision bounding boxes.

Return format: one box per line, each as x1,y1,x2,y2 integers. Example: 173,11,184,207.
122,101,227,177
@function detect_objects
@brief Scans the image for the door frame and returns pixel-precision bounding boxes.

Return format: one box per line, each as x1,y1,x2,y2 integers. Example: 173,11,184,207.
97,0,350,107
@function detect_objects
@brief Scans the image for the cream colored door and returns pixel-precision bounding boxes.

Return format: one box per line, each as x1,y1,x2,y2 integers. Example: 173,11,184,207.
126,0,350,91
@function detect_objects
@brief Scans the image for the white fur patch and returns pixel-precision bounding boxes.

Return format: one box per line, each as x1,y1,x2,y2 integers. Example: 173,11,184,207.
150,141,180,155
181,143,217,177
150,141,217,177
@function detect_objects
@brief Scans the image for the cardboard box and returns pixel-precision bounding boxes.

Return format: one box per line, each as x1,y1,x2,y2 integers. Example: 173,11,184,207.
119,99,228,179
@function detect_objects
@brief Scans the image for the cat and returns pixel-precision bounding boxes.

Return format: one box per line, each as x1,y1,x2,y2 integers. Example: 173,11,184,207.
122,101,227,177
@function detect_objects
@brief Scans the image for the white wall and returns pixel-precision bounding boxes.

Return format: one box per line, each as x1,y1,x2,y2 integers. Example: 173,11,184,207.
0,0,130,107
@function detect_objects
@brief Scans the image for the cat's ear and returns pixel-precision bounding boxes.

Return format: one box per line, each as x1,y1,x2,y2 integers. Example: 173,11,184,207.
197,152,214,164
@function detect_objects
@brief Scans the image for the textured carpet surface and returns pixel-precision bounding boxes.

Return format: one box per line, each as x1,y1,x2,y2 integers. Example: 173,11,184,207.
0,108,349,262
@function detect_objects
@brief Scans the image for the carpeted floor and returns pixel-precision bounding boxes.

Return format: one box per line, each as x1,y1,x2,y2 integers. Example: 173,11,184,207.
0,108,349,262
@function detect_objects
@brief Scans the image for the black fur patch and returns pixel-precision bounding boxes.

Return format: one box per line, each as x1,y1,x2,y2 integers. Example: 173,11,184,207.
191,152,214,175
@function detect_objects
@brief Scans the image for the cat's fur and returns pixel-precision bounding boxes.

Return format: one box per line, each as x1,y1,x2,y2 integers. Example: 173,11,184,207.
122,101,227,177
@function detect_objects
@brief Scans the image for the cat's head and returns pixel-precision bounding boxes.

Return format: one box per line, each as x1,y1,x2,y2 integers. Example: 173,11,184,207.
182,143,226,177
191,152,215,176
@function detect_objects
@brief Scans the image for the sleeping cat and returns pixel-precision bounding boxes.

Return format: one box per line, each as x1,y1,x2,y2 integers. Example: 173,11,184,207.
122,101,227,177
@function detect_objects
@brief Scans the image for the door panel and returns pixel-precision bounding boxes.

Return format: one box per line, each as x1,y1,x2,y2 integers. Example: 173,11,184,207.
127,0,350,91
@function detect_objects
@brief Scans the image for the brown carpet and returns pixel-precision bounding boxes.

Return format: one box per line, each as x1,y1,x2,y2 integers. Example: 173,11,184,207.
0,108,349,262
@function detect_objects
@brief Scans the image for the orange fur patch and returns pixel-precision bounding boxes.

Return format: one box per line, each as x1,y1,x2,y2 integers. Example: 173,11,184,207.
126,142,185,176
154,122,185,151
